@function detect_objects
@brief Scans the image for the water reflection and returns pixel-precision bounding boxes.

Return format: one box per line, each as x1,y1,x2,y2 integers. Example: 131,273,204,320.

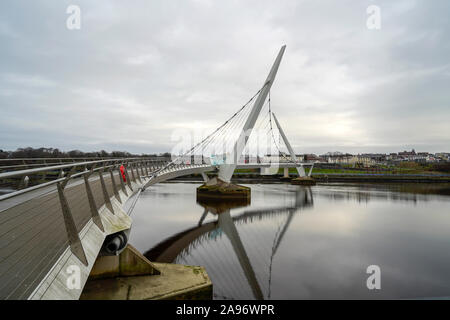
144,187,314,300
317,183,450,204
134,183,450,299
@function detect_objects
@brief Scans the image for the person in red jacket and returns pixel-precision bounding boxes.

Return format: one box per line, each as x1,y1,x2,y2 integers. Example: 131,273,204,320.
120,164,126,182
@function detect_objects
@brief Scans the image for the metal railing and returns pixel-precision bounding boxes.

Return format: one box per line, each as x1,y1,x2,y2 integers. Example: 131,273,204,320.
0,156,311,267
0,157,171,266
0,158,170,201
0,156,170,172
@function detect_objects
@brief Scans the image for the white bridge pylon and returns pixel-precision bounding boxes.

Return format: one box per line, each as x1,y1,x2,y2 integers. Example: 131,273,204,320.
272,112,306,177
218,45,286,183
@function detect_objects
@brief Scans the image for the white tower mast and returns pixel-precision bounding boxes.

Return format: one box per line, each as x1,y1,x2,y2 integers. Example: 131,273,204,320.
218,45,286,183
272,112,306,177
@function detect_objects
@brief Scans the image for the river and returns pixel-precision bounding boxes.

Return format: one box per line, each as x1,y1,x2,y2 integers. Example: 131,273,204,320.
128,182,450,299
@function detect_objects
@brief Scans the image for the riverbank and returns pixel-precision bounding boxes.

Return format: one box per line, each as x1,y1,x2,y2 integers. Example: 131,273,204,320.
312,173,450,183
171,173,450,184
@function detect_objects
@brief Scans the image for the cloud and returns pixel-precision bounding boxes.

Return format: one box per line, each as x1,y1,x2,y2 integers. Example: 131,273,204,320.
0,0,449,154
1,73,57,88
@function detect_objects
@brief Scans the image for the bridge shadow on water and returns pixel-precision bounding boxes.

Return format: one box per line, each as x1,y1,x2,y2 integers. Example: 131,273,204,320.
144,187,314,300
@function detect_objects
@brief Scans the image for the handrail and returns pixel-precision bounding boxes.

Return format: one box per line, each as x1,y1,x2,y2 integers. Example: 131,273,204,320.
0,162,77,170
0,160,110,179
0,157,111,162
0,157,169,161
0,158,161,179
0,158,170,202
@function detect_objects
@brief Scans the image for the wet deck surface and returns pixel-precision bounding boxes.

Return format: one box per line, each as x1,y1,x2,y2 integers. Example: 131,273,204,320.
0,172,125,300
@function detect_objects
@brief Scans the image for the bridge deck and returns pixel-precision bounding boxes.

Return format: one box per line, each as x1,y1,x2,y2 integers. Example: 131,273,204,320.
0,173,123,300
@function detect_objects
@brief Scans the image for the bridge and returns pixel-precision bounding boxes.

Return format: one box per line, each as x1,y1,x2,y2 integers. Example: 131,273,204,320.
0,45,318,299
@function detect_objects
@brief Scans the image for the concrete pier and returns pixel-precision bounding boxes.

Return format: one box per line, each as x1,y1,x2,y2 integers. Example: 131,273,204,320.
197,177,250,201
280,167,292,181
80,245,212,300
291,177,316,186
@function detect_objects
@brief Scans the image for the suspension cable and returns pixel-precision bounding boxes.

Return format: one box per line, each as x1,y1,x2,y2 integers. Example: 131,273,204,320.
151,83,270,176
267,91,296,164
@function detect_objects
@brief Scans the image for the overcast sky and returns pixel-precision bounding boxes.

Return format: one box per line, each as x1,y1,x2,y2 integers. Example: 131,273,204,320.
1,0,449,155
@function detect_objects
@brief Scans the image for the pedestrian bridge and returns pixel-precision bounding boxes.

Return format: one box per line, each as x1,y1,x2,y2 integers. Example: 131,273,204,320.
0,45,318,299
0,158,312,299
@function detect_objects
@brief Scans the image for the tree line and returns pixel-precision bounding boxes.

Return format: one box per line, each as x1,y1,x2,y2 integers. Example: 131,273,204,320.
0,147,171,159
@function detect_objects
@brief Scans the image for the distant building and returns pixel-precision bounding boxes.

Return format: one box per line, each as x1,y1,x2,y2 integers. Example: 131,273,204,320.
397,149,420,161
305,154,319,162
436,153,450,161
417,152,429,157
321,152,353,165
398,149,416,157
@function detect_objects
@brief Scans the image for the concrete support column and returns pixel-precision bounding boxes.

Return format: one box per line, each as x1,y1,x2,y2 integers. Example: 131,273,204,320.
283,167,289,178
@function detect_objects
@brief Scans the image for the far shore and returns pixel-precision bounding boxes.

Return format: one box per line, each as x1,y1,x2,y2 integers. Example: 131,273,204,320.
170,172,450,184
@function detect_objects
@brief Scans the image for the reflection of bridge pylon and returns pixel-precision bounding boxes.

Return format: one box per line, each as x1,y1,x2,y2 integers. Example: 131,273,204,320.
217,210,264,300
145,187,314,300
198,208,209,226
279,187,313,243
266,187,313,297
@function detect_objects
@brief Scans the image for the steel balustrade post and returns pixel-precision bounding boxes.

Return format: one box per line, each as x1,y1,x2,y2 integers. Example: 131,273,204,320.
57,181,89,266
109,168,122,203
139,162,145,178
136,163,143,183
134,162,142,183
124,164,133,191
98,169,115,214
135,163,142,183
130,163,136,182
136,162,142,178
144,161,149,176
83,172,105,232
140,162,145,180
136,162,141,176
